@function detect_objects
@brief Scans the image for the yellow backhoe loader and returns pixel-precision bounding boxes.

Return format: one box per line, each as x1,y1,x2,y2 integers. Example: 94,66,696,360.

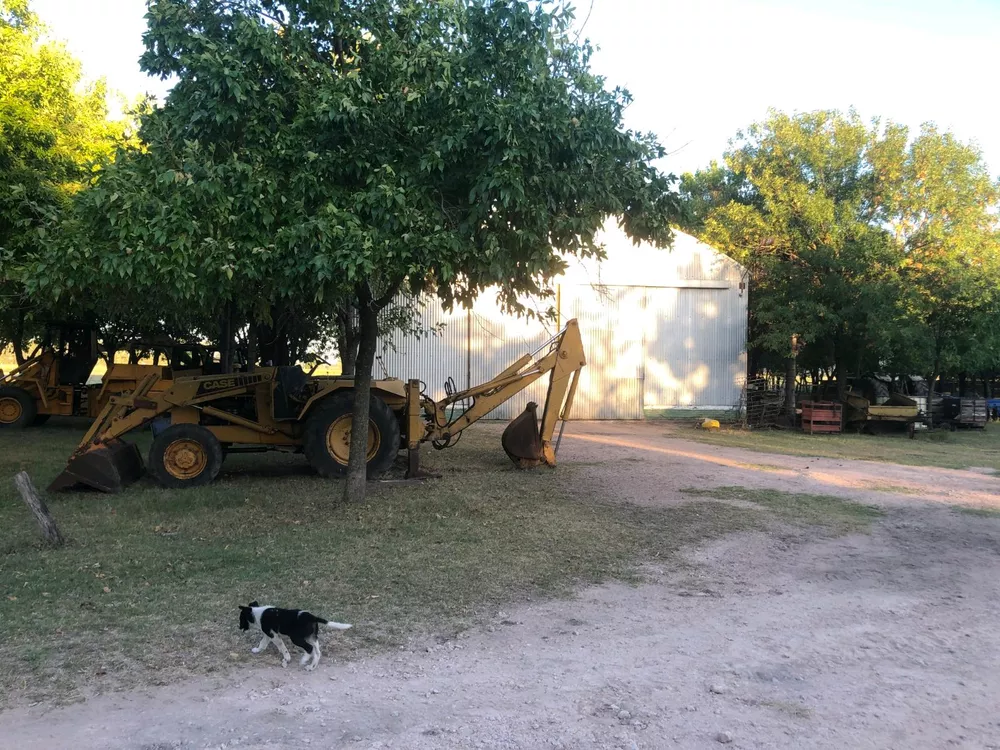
0,325,233,429
48,320,586,493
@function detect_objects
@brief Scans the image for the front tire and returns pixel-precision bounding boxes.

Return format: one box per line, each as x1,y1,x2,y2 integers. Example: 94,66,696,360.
148,424,224,489
0,386,37,429
304,391,400,479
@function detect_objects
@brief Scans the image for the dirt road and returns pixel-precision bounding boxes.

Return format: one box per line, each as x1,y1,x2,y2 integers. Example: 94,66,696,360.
4,423,1000,750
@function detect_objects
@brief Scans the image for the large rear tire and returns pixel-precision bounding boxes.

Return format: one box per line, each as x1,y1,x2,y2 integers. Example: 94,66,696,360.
0,386,37,429
148,424,224,489
304,391,400,479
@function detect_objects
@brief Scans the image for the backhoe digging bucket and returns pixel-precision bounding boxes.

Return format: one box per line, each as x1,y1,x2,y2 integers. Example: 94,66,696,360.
502,402,544,469
48,440,144,493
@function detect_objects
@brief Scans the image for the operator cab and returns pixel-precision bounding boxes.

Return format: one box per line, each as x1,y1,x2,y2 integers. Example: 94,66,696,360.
273,365,311,420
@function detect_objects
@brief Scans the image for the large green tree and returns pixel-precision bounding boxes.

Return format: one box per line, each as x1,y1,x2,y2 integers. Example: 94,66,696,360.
28,0,679,501
682,110,1000,404
682,110,905,397
0,0,125,359
872,125,1000,395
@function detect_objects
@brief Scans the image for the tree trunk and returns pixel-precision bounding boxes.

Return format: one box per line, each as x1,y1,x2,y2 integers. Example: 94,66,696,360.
338,329,359,378
256,320,275,366
255,307,302,367
838,377,848,401
832,354,848,402
14,471,63,546
336,304,360,378
101,340,117,370
784,356,796,425
344,298,379,504
926,337,942,429
926,371,938,429
13,309,26,365
220,303,234,374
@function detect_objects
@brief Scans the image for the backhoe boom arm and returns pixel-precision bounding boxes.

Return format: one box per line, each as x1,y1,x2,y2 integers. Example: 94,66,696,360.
418,319,586,467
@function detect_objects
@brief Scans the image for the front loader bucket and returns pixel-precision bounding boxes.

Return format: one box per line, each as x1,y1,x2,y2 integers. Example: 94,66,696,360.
502,402,544,469
48,440,144,493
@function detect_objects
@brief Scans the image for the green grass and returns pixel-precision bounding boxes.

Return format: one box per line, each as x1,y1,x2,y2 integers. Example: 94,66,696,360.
681,486,884,535
735,462,788,473
0,419,773,707
955,506,1000,518
678,424,1000,473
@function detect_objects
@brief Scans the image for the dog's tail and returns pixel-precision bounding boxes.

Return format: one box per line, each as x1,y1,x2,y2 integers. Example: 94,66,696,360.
312,615,352,630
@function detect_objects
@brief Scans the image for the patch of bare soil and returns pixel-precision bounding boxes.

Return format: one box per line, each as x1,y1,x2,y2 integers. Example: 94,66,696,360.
5,422,1000,750
565,421,1000,510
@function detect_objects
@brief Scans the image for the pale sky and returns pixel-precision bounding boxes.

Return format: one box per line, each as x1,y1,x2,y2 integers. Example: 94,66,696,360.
30,0,1000,179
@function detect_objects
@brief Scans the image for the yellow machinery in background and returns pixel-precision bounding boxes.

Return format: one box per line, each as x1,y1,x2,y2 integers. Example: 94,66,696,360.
844,391,920,437
0,325,230,429
49,320,586,492
0,326,166,428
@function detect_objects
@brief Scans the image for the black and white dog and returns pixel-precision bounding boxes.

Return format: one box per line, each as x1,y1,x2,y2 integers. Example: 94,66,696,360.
238,601,352,670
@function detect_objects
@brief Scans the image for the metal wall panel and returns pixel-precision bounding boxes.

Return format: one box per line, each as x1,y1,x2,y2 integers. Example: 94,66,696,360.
643,287,747,410
376,291,555,422
466,292,555,421
560,227,746,287
376,244,748,420
378,297,468,403
559,284,645,420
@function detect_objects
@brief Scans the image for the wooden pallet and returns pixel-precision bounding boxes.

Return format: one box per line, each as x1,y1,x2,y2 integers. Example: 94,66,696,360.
800,401,843,434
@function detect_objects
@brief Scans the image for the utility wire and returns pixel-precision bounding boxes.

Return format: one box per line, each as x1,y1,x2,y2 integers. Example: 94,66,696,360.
575,0,596,40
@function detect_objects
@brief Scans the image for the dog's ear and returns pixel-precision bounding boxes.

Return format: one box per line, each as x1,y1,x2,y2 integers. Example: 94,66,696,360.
238,605,249,611
248,600,259,608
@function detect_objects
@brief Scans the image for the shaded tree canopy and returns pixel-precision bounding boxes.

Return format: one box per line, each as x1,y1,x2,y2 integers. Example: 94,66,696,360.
29,0,677,320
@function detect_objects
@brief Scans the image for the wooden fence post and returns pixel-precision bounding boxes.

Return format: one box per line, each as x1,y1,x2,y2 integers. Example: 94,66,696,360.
14,471,64,546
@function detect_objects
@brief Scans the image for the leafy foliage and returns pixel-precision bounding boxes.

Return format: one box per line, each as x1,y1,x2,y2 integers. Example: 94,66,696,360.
0,0,126,356
682,109,1000,388
873,125,1000,378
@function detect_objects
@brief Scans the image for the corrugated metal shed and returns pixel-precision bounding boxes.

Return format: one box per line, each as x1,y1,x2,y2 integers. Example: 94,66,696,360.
377,223,747,420
643,286,748,409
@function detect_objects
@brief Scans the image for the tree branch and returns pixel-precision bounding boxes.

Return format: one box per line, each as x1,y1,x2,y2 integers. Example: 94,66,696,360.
373,278,404,310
